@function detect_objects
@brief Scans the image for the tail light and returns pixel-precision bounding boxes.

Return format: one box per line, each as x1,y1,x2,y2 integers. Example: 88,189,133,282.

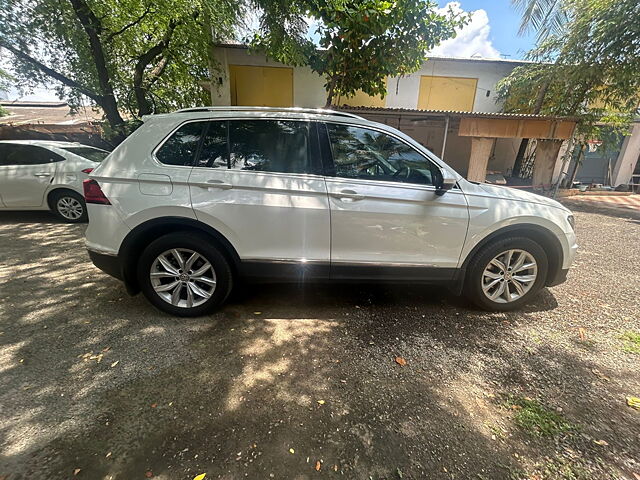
81,168,94,174
83,179,111,205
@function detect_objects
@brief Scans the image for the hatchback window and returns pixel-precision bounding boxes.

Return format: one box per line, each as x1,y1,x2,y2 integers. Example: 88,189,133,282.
61,146,109,162
326,124,440,186
229,120,314,174
0,144,63,166
156,121,206,166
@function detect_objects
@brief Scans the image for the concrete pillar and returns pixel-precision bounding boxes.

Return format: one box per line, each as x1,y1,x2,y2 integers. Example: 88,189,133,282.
467,137,495,182
532,139,563,189
612,123,640,186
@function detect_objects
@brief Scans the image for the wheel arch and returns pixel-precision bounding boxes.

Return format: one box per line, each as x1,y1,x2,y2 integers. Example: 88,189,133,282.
453,223,564,294
46,187,84,210
118,217,241,295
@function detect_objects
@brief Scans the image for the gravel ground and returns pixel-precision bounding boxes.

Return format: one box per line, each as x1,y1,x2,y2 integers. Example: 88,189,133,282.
0,205,639,480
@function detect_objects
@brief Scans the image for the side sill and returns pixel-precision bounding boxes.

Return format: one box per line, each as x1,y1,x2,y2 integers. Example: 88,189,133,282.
240,260,459,284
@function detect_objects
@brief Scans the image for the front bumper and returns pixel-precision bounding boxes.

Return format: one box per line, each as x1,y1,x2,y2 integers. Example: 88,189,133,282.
88,250,124,281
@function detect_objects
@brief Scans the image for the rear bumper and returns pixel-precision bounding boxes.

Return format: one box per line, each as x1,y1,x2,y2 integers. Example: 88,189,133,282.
546,268,569,287
88,250,124,281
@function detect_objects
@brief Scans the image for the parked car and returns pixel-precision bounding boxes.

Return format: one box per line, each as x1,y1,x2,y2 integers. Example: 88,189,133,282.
0,140,109,222
84,107,577,316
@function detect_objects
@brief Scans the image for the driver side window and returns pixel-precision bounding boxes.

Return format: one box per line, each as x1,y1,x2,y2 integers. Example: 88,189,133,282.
326,124,440,186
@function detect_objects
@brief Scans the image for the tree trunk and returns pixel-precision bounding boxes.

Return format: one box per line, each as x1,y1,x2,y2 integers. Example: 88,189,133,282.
68,0,125,132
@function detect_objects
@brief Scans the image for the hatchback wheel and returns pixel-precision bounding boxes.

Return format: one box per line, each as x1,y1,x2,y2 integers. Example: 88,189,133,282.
51,190,88,223
464,237,548,311
137,232,233,317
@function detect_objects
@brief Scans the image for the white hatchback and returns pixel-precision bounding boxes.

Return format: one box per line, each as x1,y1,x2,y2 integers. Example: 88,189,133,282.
0,140,109,222
84,107,577,316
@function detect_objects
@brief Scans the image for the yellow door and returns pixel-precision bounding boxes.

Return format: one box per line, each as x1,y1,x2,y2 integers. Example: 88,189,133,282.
418,76,478,111
229,65,293,107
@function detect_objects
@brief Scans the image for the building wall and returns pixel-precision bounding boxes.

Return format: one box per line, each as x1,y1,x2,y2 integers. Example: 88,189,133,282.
212,47,521,113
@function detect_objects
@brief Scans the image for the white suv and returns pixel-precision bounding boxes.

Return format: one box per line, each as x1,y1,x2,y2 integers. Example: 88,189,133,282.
84,107,577,316
0,140,109,222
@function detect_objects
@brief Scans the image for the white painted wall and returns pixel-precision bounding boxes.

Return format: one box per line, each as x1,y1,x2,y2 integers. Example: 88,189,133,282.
212,47,521,112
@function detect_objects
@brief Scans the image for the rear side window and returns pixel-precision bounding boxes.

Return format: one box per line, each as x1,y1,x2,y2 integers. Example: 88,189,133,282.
156,122,206,166
229,120,315,174
0,144,64,166
61,146,109,162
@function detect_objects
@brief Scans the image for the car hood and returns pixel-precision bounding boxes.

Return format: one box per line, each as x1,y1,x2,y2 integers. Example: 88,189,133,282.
471,182,570,212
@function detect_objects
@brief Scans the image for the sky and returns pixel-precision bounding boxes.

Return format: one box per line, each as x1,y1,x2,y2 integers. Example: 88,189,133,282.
2,0,536,102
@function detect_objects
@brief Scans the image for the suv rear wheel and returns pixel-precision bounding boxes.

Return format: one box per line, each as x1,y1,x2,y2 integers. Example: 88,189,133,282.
137,232,233,317
464,236,548,311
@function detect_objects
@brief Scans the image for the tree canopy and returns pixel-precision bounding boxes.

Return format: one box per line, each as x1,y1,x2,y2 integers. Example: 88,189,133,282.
499,0,640,130
254,0,467,106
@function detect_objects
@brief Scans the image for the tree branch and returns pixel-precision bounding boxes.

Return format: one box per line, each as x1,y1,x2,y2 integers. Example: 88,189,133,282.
0,40,100,102
107,5,152,41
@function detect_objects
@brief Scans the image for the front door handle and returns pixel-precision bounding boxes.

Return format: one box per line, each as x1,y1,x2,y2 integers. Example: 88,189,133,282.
205,180,233,190
34,172,51,177
334,189,365,201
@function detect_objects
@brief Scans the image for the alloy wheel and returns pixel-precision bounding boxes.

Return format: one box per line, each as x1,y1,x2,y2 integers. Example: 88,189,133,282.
56,196,84,220
149,248,217,308
481,249,538,303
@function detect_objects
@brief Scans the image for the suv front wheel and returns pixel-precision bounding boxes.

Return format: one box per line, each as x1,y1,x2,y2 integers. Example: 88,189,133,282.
137,232,233,317
464,236,548,311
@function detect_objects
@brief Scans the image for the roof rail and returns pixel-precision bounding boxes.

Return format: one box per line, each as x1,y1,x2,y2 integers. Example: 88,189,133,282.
175,106,365,120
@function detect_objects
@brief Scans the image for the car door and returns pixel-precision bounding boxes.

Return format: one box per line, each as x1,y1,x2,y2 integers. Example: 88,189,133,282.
322,122,469,279
0,144,61,207
188,118,331,280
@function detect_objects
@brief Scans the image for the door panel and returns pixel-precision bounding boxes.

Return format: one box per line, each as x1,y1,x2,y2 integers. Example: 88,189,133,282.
188,119,330,271
0,145,60,207
323,123,469,270
326,178,469,268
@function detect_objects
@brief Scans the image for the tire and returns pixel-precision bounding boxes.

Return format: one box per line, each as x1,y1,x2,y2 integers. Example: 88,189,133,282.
50,190,88,223
137,232,233,317
464,236,548,311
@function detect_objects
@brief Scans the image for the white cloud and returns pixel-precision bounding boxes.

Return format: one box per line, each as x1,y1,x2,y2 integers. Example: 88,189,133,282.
429,2,501,59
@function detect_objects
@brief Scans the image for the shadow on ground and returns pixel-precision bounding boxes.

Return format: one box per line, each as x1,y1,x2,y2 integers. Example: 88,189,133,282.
0,210,638,479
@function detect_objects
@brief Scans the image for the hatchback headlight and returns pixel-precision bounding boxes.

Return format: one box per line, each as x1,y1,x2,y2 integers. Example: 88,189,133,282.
567,214,575,231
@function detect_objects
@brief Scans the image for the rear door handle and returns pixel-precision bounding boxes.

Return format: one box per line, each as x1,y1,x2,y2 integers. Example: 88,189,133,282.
205,180,233,190
34,172,51,177
334,189,365,201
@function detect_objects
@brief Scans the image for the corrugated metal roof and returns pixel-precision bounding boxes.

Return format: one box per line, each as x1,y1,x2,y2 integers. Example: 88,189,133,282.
337,105,579,122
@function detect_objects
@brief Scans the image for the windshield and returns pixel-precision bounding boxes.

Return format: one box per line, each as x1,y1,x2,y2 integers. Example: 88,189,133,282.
62,146,109,162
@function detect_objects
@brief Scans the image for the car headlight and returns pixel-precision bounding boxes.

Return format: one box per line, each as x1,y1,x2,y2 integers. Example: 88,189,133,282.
567,214,575,231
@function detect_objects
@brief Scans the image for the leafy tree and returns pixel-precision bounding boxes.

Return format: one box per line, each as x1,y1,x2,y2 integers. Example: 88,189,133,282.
0,0,242,140
499,0,640,178
255,0,467,106
0,68,11,116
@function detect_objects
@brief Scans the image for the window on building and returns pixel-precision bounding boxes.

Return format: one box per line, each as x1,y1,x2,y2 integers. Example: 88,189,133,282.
326,124,441,186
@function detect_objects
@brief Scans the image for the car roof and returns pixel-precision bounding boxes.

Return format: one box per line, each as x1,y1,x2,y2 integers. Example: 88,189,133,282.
143,106,372,125
0,139,91,148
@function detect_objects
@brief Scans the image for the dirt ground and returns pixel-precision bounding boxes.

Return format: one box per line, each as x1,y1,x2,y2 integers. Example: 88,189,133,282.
0,204,639,480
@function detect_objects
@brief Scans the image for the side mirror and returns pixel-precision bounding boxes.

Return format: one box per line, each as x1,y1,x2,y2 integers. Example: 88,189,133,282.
435,169,456,196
